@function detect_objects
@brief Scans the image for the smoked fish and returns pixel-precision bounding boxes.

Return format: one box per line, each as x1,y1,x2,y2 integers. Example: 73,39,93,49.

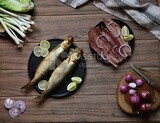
21,36,74,93
34,48,83,103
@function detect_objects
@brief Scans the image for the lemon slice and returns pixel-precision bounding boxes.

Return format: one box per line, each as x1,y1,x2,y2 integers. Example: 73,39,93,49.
67,82,77,92
40,48,49,57
40,40,50,49
38,80,48,91
71,77,82,84
34,46,42,57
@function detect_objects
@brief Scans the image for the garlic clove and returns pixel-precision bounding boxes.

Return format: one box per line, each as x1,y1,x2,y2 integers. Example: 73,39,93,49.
128,82,137,89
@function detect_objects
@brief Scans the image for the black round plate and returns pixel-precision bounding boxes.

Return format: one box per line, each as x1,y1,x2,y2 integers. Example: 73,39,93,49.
89,19,135,64
28,39,86,98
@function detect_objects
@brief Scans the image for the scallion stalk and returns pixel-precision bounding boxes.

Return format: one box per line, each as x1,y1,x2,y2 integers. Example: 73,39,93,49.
0,7,34,48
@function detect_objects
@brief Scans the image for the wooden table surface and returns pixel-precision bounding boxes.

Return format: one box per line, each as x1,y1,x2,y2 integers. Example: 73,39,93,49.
0,0,160,122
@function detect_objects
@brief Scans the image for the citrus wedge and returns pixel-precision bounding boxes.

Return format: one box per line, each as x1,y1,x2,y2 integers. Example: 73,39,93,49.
121,26,129,37
38,80,48,91
40,40,50,49
34,46,42,57
71,77,82,84
67,82,77,92
40,48,49,57
123,34,134,42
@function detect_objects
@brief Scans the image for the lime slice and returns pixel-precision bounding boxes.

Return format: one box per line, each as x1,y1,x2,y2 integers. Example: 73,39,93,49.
34,46,42,57
40,40,50,49
38,80,48,91
123,34,134,42
71,77,82,84
67,82,77,92
121,26,129,37
40,48,49,57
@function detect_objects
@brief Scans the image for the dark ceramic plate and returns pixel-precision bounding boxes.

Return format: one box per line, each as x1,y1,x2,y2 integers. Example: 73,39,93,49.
89,19,135,64
28,39,86,98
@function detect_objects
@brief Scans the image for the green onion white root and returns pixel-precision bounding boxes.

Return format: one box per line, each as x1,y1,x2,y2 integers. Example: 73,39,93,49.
0,7,34,48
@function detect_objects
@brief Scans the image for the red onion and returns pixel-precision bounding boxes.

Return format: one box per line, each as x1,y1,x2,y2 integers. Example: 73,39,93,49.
135,78,144,87
125,74,133,83
139,91,151,102
139,103,151,112
112,45,118,54
107,22,113,30
14,100,26,113
118,44,131,57
4,98,27,118
9,107,20,118
130,95,140,107
100,52,108,60
96,35,105,49
4,98,15,109
120,84,128,94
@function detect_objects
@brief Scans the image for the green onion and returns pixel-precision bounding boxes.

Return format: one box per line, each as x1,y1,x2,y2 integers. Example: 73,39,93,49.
0,7,34,48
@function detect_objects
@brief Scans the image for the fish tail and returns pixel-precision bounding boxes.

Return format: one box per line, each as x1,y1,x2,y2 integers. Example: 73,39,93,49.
21,82,33,94
33,94,45,104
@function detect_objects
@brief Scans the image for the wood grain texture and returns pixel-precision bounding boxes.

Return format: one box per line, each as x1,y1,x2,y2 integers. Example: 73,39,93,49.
0,0,159,122
1,95,160,123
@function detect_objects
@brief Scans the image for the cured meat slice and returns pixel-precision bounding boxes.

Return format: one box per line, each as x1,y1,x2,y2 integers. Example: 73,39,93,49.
88,18,132,67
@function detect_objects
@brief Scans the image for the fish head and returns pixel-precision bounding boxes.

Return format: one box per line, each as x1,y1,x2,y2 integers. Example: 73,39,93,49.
61,36,74,50
70,48,83,62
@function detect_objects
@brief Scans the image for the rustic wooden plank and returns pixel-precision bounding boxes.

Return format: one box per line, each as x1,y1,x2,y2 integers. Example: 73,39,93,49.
24,15,158,41
0,69,127,96
0,42,33,70
0,95,160,123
